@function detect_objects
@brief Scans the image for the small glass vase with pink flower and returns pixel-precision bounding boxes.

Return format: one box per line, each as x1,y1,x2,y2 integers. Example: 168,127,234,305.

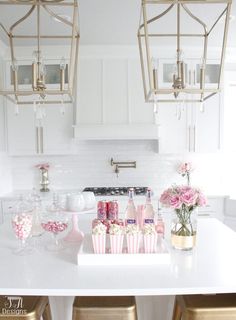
160,185,207,250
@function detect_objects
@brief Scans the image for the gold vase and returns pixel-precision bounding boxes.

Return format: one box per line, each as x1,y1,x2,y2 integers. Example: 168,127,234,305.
171,209,197,250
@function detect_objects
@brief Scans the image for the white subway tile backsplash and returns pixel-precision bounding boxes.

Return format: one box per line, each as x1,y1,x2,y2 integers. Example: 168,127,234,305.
0,140,231,198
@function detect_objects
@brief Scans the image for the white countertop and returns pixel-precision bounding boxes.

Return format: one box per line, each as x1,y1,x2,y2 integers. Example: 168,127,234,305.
0,216,236,296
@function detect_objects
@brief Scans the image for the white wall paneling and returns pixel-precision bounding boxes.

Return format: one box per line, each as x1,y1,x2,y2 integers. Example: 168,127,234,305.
77,58,103,124
103,59,128,124
128,59,154,124
75,53,158,140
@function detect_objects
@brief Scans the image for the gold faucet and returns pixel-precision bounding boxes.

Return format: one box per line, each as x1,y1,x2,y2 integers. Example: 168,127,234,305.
110,158,136,177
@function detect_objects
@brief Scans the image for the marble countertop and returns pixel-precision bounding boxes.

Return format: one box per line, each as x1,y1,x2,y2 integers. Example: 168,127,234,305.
0,216,235,296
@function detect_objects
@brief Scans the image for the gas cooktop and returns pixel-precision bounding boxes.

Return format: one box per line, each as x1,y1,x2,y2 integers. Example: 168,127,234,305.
83,187,148,196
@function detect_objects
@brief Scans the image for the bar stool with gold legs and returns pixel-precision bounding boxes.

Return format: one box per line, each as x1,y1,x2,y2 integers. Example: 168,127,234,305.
172,294,236,320
72,296,137,320
0,296,51,320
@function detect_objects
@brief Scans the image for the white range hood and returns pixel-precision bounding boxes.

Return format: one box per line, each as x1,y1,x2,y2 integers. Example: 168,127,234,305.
73,124,159,140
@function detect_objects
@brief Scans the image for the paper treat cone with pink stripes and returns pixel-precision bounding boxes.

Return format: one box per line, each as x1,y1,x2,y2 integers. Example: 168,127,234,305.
143,233,157,253
110,234,124,254
126,233,140,254
92,234,106,254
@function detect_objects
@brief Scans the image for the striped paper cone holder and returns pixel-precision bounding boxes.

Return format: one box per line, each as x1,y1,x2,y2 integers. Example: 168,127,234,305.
92,234,106,254
127,234,140,254
144,234,157,253
110,234,124,254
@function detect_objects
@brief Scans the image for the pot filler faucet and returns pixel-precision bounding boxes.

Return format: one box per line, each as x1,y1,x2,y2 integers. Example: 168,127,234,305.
110,158,136,177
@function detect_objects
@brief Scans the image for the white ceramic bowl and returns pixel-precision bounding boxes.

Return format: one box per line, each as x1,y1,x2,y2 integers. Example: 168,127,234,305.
82,191,96,210
66,193,85,212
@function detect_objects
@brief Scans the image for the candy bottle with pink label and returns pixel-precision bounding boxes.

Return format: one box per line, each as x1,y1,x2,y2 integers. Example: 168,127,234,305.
143,188,155,224
155,211,165,238
125,188,137,225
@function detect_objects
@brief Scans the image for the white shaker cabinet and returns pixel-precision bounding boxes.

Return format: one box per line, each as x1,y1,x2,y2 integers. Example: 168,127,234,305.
41,104,74,155
157,58,221,153
6,103,36,155
5,59,74,155
6,102,74,155
157,104,189,153
159,59,220,88
157,95,221,154
191,93,221,153
74,57,158,140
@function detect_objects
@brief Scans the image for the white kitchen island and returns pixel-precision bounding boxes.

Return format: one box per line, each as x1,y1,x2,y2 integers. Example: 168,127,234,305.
0,217,235,320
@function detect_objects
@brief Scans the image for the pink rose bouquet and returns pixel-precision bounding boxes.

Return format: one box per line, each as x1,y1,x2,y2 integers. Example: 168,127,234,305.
160,185,207,237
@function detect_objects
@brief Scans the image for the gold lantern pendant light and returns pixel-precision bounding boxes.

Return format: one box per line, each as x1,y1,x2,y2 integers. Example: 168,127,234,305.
138,0,232,107
0,0,80,107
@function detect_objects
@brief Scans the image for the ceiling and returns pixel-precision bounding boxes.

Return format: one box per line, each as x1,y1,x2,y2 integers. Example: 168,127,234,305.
0,0,235,47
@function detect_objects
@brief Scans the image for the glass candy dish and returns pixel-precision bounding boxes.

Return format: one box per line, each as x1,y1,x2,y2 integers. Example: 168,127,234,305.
41,211,68,252
11,195,34,255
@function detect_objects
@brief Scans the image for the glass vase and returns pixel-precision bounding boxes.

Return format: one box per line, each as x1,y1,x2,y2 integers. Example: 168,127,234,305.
171,208,197,250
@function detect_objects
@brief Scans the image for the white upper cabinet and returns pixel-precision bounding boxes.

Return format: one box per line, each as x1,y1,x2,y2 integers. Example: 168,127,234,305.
4,59,74,156
191,93,221,153
159,59,220,88
157,94,221,154
41,104,74,155
6,102,74,155
3,47,223,155
157,58,221,153
157,104,189,154
6,103,36,155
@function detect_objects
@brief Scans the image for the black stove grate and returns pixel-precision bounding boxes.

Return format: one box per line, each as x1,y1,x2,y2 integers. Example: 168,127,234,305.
83,187,148,196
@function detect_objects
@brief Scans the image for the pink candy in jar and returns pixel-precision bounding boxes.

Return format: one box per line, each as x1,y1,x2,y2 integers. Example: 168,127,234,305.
12,213,32,240
41,221,68,234
42,214,69,252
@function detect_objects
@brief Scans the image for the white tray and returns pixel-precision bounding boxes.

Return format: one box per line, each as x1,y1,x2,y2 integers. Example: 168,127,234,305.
77,234,171,266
